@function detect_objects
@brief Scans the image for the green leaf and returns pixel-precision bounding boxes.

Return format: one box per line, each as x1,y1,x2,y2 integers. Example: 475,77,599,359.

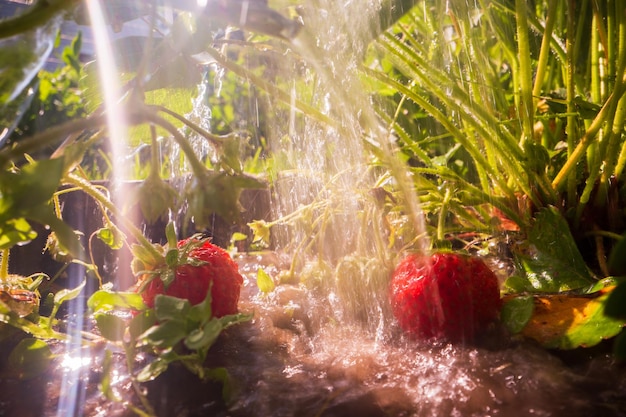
256,268,275,293
501,295,534,334
138,177,178,224
186,172,265,227
205,367,233,400
99,350,122,401
7,338,52,379
230,232,247,242
130,243,165,272
218,312,253,329
184,319,222,350
512,207,595,292
187,286,213,325
30,207,83,260
154,294,190,322
140,319,187,348
96,227,125,250
0,304,65,339
94,312,126,342
0,158,64,214
0,218,37,249
88,289,146,312
136,357,171,382
128,309,156,341
520,291,626,349
165,248,179,268
54,279,86,304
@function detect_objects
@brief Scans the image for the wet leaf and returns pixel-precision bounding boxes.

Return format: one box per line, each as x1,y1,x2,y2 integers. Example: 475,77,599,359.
88,289,146,312
154,294,190,322
184,319,222,350
128,309,156,341
53,279,86,304
205,367,233,400
256,268,275,294
7,338,52,379
0,159,64,214
511,206,595,292
187,287,213,324
96,226,125,250
519,289,626,349
137,176,178,224
501,295,534,334
140,319,187,348
186,171,265,227
218,312,253,329
94,312,126,342
33,207,83,260
136,357,171,382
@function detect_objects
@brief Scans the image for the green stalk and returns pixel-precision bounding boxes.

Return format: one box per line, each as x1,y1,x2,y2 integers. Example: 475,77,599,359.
138,110,209,179
0,249,9,282
607,0,616,94
436,188,451,242
150,104,230,148
552,88,624,190
597,4,626,186
515,0,535,143
608,96,626,180
564,0,578,207
591,10,602,104
64,174,165,264
0,114,107,168
532,1,559,100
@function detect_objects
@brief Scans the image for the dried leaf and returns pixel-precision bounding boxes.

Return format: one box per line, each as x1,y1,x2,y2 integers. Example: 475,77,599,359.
519,287,626,349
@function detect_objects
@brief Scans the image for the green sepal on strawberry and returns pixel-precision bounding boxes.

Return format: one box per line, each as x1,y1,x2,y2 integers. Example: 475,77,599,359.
133,225,243,318
389,252,502,342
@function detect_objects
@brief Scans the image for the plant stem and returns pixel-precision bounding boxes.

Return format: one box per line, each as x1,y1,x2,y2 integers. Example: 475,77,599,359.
597,5,626,190
0,0,79,39
552,80,626,191
532,1,558,102
64,173,165,264
515,0,534,143
565,0,578,207
138,109,209,179
0,114,107,168
0,249,9,282
150,104,229,148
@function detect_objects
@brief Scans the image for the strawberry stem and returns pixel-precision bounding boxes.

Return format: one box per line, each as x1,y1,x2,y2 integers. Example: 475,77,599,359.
63,173,165,265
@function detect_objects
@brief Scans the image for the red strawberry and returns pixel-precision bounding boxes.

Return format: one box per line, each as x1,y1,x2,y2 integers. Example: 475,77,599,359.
389,252,501,342
138,238,243,318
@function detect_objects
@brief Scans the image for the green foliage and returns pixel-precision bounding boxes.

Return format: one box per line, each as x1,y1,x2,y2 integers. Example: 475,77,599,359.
10,31,86,144
506,207,595,292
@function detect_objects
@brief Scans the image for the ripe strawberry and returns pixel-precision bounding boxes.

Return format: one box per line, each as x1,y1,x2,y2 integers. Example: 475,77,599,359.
138,238,243,318
389,252,501,342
